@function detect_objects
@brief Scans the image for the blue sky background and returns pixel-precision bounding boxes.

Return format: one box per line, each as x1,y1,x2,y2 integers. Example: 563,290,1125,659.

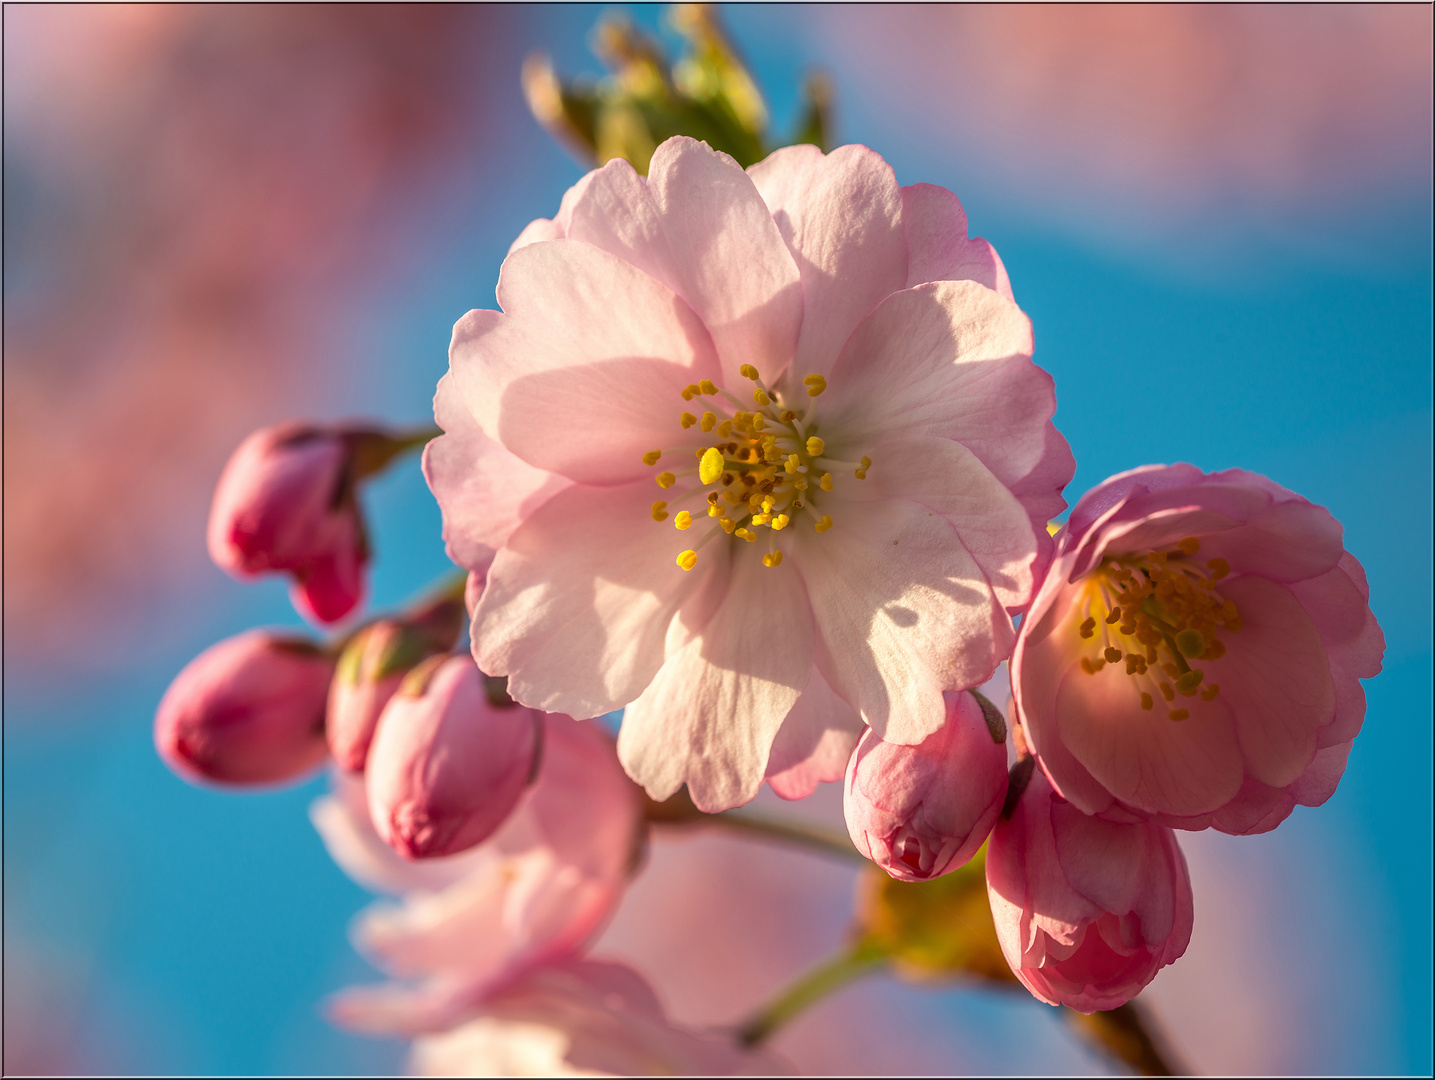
6,5,1430,1074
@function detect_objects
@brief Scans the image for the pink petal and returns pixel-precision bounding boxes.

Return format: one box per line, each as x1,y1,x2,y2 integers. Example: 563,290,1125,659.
472,478,712,718
450,240,722,484
900,182,1012,300
645,137,803,386
1208,574,1333,789
1199,497,1345,583
619,551,813,811
764,666,863,800
424,373,570,571
747,144,907,377
822,282,1053,496
1055,659,1245,818
796,493,1013,745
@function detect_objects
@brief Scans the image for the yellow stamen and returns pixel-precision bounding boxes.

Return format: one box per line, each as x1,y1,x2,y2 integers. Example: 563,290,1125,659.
656,472,676,489
680,412,697,429
785,453,800,474
1206,557,1230,580
708,504,722,517
814,515,833,533
854,455,871,480
740,364,759,380
674,511,693,531
1200,683,1221,701
772,514,790,530
719,517,736,533
1104,647,1122,663
699,447,724,485
806,436,825,456
642,450,662,466
698,379,718,396
650,501,668,522
753,387,771,406
1140,692,1154,710
718,420,733,437
1178,537,1201,555
700,411,717,432
681,384,699,401
676,549,698,571
819,472,833,492
1168,708,1189,721
803,373,826,397
762,551,784,568
735,528,757,543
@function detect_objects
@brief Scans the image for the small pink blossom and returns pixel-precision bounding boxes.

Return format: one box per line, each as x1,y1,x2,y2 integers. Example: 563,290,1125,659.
986,768,1193,1012
366,656,541,859
312,714,644,1034
408,959,790,1077
155,629,332,785
425,137,1072,811
327,596,465,772
1013,464,1385,833
208,422,369,624
844,690,1008,880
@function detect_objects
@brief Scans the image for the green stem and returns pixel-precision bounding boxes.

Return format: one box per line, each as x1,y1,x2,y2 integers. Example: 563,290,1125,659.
707,809,867,864
737,939,890,1046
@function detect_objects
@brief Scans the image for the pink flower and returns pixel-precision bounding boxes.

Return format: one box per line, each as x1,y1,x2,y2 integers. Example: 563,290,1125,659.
366,655,541,859
425,137,1072,811
1013,464,1385,834
327,595,465,772
312,715,644,1034
986,767,1193,1012
844,690,1009,880
208,422,398,624
408,959,790,1077
155,629,332,785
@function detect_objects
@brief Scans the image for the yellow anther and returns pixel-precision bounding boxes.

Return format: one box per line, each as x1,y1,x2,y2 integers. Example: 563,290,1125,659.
1159,683,1175,702
751,412,767,432
1105,607,1122,624
650,500,669,522
740,364,760,380
642,450,662,466
699,447,724,485
819,472,833,492
718,420,733,437
695,447,706,458
680,412,697,429
854,455,872,481
1178,537,1201,555
793,476,808,491
752,513,771,525
735,528,757,543
677,549,698,571
805,436,825,456
656,472,676,489
761,496,775,511
700,411,717,432
1175,629,1206,657
719,517,736,533
1104,647,1123,664
1168,708,1189,722
1200,683,1221,701
1079,617,1096,639
762,551,784,568
698,379,718,396
780,410,796,422
753,388,771,406
681,384,699,401
785,453,800,474
772,514,790,531
814,515,833,533
1140,692,1154,711
1206,557,1230,580
722,489,742,505
675,511,693,531
803,373,826,397
708,504,722,518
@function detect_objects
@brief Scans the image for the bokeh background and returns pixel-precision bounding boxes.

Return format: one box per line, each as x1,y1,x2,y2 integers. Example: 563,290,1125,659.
5,4,1431,1074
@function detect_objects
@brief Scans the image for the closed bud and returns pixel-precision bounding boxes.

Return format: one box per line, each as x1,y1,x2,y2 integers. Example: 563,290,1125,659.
985,769,1193,1012
366,655,540,859
845,691,1009,881
155,629,333,785
327,597,465,772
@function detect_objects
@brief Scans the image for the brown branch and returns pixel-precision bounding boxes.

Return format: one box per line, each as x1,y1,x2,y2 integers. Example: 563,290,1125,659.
1063,999,1189,1076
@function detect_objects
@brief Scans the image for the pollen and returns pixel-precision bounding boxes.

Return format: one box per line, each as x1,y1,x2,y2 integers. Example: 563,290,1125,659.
676,549,698,571
699,447,724,485
650,501,668,522
762,551,784,568
642,450,662,466
675,511,693,531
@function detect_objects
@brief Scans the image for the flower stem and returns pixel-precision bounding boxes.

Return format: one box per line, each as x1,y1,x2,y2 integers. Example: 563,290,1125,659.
707,809,868,864
1063,1000,1185,1076
737,939,890,1046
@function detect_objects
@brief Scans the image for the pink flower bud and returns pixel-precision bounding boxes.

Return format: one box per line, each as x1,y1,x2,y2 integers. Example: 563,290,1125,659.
844,690,1009,881
155,629,333,785
366,656,540,859
985,767,1193,1012
207,422,369,624
327,597,465,772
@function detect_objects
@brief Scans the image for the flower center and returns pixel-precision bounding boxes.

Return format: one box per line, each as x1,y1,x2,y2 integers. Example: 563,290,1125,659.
1074,537,1241,721
642,366,871,571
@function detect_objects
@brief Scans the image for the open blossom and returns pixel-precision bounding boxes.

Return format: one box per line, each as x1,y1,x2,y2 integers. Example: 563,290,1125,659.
208,423,368,623
327,594,465,772
425,136,1072,811
986,768,1193,1012
1013,464,1385,834
845,690,1009,881
366,655,541,859
314,714,644,1034
155,629,332,785
409,960,790,1077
